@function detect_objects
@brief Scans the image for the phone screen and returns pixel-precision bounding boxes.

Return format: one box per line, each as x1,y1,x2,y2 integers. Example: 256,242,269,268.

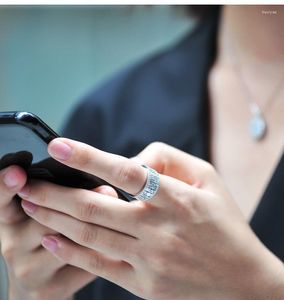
0,122,106,189
0,118,133,201
0,124,48,166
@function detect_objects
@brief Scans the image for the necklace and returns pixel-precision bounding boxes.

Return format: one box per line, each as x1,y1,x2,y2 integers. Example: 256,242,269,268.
232,60,284,141
232,62,284,141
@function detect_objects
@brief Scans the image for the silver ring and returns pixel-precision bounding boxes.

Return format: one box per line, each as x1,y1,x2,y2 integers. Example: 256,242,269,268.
134,165,160,201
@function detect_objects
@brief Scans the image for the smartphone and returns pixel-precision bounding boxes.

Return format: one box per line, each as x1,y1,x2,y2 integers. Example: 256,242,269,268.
0,111,133,201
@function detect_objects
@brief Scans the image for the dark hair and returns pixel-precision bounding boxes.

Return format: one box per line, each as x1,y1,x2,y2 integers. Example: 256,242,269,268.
185,5,221,19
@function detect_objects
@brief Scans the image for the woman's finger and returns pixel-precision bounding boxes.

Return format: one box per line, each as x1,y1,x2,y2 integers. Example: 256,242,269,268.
41,235,134,290
18,180,143,237
47,138,186,206
21,200,138,261
48,138,148,195
1,217,57,253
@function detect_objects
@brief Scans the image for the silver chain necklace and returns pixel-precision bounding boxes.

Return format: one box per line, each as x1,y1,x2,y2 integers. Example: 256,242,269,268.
232,60,284,141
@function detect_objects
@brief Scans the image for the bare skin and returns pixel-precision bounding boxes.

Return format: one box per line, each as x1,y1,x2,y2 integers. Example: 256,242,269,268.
209,5,284,219
0,166,115,300
18,139,284,300
0,5,283,300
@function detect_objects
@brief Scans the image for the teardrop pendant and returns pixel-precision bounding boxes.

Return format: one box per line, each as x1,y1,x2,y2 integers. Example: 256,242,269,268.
249,112,267,141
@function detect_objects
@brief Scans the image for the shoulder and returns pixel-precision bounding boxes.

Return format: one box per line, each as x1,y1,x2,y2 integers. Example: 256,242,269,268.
62,12,219,156
73,26,200,115
79,15,215,112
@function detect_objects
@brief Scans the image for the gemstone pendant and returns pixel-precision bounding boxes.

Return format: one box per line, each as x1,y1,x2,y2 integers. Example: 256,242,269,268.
249,112,267,141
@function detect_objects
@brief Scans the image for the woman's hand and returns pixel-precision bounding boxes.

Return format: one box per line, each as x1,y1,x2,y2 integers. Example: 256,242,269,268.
0,165,96,300
19,139,284,300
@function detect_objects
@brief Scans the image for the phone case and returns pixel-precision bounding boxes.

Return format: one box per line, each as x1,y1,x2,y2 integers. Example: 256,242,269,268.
0,111,133,201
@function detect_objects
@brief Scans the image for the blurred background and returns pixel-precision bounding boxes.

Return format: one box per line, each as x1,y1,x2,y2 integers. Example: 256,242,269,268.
0,5,195,299
0,5,194,131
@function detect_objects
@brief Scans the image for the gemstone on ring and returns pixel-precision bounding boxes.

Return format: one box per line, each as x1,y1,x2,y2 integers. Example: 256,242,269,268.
134,165,160,201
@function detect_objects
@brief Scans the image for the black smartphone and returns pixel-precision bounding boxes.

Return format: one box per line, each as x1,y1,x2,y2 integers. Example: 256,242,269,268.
0,111,133,201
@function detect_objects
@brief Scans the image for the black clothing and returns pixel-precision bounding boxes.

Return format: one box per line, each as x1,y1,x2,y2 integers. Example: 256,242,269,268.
61,9,283,300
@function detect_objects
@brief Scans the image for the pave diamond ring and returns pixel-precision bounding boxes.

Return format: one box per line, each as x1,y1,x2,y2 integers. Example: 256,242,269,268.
134,165,160,201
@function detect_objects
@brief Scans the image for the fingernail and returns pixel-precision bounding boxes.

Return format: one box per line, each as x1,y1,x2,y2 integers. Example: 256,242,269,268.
21,200,37,214
42,236,59,253
49,140,72,161
3,170,18,188
18,186,30,198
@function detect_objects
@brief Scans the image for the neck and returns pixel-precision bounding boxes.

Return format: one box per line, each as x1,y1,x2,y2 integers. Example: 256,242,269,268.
218,5,284,64
214,6,284,111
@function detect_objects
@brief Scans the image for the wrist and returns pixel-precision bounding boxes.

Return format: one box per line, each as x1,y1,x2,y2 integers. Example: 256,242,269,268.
245,250,284,300
260,261,284,300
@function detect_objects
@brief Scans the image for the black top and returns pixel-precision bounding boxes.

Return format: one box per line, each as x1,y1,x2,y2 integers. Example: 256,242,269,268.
62,9,284,300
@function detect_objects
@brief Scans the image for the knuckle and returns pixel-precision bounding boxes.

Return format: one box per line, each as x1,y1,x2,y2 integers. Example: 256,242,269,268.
35,183,49,205
75,146,92,168
151,141,172,155
148,277,169,300
1,243,15,263
170,187,188,203
169,188,194,214
79,224,98,245
147,141,166,152
140,245,171,277
150,252,169,276
0,205,23,224
111,237,133,258
145,142,168,159
142,236,182,275
15,265,33,282
116,161,141,186
172,190,208,225
87,253,104,273
132,200,157,225
79,197,99,221
202,161,216,176
178,192,200,220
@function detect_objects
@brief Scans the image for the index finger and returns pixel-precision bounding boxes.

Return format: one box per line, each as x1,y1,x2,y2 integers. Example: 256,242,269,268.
48,138,147,196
